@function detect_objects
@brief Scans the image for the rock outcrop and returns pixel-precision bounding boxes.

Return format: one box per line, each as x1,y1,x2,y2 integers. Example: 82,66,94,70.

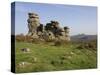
27,12,70,42
27,13,40,38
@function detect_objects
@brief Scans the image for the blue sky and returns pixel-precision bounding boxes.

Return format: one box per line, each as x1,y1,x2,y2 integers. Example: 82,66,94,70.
14,2,97,35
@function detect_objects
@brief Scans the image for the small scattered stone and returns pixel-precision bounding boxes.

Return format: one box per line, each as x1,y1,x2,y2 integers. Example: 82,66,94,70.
18,62,32,68
20,48,30,53
70,52,74,55
67,56,72,59
32,57,37,63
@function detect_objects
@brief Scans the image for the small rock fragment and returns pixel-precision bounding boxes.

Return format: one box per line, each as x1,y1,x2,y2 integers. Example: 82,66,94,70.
21,48,30,53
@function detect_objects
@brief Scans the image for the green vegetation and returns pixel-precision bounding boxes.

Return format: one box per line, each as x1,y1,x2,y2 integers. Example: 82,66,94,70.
15,41,97,73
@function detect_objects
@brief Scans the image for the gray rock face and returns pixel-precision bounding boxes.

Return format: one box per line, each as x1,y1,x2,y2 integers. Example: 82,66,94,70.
27,13,40,38
27,12,70,42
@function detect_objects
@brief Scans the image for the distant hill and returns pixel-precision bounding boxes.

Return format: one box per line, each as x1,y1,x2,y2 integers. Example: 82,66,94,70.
71,34,97,42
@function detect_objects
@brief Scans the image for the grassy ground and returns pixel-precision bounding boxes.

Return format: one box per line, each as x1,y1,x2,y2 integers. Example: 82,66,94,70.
15,42,97,73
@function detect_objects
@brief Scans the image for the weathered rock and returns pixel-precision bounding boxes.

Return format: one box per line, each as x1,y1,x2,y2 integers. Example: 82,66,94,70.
18,62,32,68
27,12,40,37
21,48,30,53
43,31,55,41
32,57,37,63
27,12,70,42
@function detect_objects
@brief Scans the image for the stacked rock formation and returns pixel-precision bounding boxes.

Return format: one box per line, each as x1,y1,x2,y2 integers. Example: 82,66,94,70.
27,13,40,38
27,12,70,42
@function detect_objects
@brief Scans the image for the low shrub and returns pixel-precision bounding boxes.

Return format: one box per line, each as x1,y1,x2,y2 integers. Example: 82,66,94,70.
54,40,69,46
76,40,97,50
16,34,25,42
54,41,62,46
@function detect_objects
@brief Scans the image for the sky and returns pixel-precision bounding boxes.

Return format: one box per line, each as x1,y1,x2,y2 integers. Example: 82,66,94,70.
13,2,97,35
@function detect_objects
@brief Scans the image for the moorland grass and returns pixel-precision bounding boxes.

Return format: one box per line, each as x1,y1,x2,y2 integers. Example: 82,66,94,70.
15,41,97,73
